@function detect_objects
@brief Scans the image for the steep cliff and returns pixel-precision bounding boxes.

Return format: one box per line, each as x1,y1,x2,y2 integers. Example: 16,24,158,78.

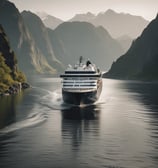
0,24,26,93
0,0,59,74
104,15,158,80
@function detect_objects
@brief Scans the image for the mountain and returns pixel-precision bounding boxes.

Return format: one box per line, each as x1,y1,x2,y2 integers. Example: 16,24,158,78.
70,12,95,22
104,14,158,80
0,24,26,93
37,12,63,29
21,11,63,72
0,0,59,74
117,35,133,53
48,21,124,70
69,9,149,39
0,25,16,72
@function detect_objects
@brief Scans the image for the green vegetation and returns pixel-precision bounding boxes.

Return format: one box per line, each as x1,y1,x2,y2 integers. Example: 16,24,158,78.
0,54,13,92
14,70,26,83
0,53,26,93
0,24,27,94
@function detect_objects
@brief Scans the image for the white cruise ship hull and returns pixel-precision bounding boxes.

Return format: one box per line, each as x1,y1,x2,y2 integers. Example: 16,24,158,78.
62,81,102,105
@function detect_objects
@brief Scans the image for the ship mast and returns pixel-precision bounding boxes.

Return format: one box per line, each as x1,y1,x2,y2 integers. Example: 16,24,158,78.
79,56,83,65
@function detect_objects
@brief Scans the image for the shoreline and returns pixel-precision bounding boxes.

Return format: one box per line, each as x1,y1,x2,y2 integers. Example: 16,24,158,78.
0,82,30,96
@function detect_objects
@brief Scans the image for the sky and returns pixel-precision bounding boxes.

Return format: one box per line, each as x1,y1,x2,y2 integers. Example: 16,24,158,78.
9,0,158,21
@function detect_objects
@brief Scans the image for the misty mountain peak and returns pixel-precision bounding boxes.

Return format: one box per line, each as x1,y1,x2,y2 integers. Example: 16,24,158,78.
69,9,149,38
97,9,116,17
36,11,48,20
22,10,39,18
36,12,63,29
70,12,96,22
105,9,116,15
85,12,95,17
22,10,43,24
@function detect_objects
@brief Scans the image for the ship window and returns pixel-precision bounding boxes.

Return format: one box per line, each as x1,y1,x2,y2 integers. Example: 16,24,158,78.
65,71,96,74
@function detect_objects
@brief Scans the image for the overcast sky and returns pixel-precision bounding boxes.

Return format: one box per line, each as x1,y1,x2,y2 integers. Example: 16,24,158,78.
9,0,158,21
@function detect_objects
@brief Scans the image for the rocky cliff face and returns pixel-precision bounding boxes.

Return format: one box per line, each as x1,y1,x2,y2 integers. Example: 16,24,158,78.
0,0,61,75
0,24,26,94
0,24,16,72
21,11,63,72
104,15,158,80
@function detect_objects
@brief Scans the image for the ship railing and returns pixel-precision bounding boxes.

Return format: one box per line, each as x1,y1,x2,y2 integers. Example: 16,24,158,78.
63,84,97,88
62,81,97,86
62,82,97,85
63,86,97,89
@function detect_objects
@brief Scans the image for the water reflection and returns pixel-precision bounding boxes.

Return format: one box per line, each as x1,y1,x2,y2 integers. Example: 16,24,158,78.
62,104,100,120
122,81,158,114
0,95,18,129
0,132,16,157
122,81,158,164
61,104,101,149
122,81,158,131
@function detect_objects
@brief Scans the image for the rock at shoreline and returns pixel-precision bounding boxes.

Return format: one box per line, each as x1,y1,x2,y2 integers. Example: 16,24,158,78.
21,82,30,89
0,82,30,96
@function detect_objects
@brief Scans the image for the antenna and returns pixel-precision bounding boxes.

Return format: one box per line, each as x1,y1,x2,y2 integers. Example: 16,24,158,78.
79,56,83,64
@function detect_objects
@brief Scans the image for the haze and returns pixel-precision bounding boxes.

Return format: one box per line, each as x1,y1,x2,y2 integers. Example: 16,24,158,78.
9,0,158,21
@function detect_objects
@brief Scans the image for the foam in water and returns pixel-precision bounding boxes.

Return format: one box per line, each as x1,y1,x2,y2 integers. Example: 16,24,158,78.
39,87,109,110
39,89,72,110
0,111,47,134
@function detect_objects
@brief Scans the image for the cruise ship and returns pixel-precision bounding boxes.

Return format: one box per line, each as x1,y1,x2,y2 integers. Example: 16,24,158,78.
60,57,102,105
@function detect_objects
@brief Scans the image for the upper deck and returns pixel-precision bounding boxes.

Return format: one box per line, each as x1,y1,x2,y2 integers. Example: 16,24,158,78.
60,59,102,78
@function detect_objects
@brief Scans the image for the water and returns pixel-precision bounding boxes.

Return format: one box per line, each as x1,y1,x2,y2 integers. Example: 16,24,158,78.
0,77,158,168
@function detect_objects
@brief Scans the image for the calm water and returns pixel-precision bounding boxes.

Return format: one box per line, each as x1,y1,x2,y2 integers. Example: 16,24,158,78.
0,77,158,168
